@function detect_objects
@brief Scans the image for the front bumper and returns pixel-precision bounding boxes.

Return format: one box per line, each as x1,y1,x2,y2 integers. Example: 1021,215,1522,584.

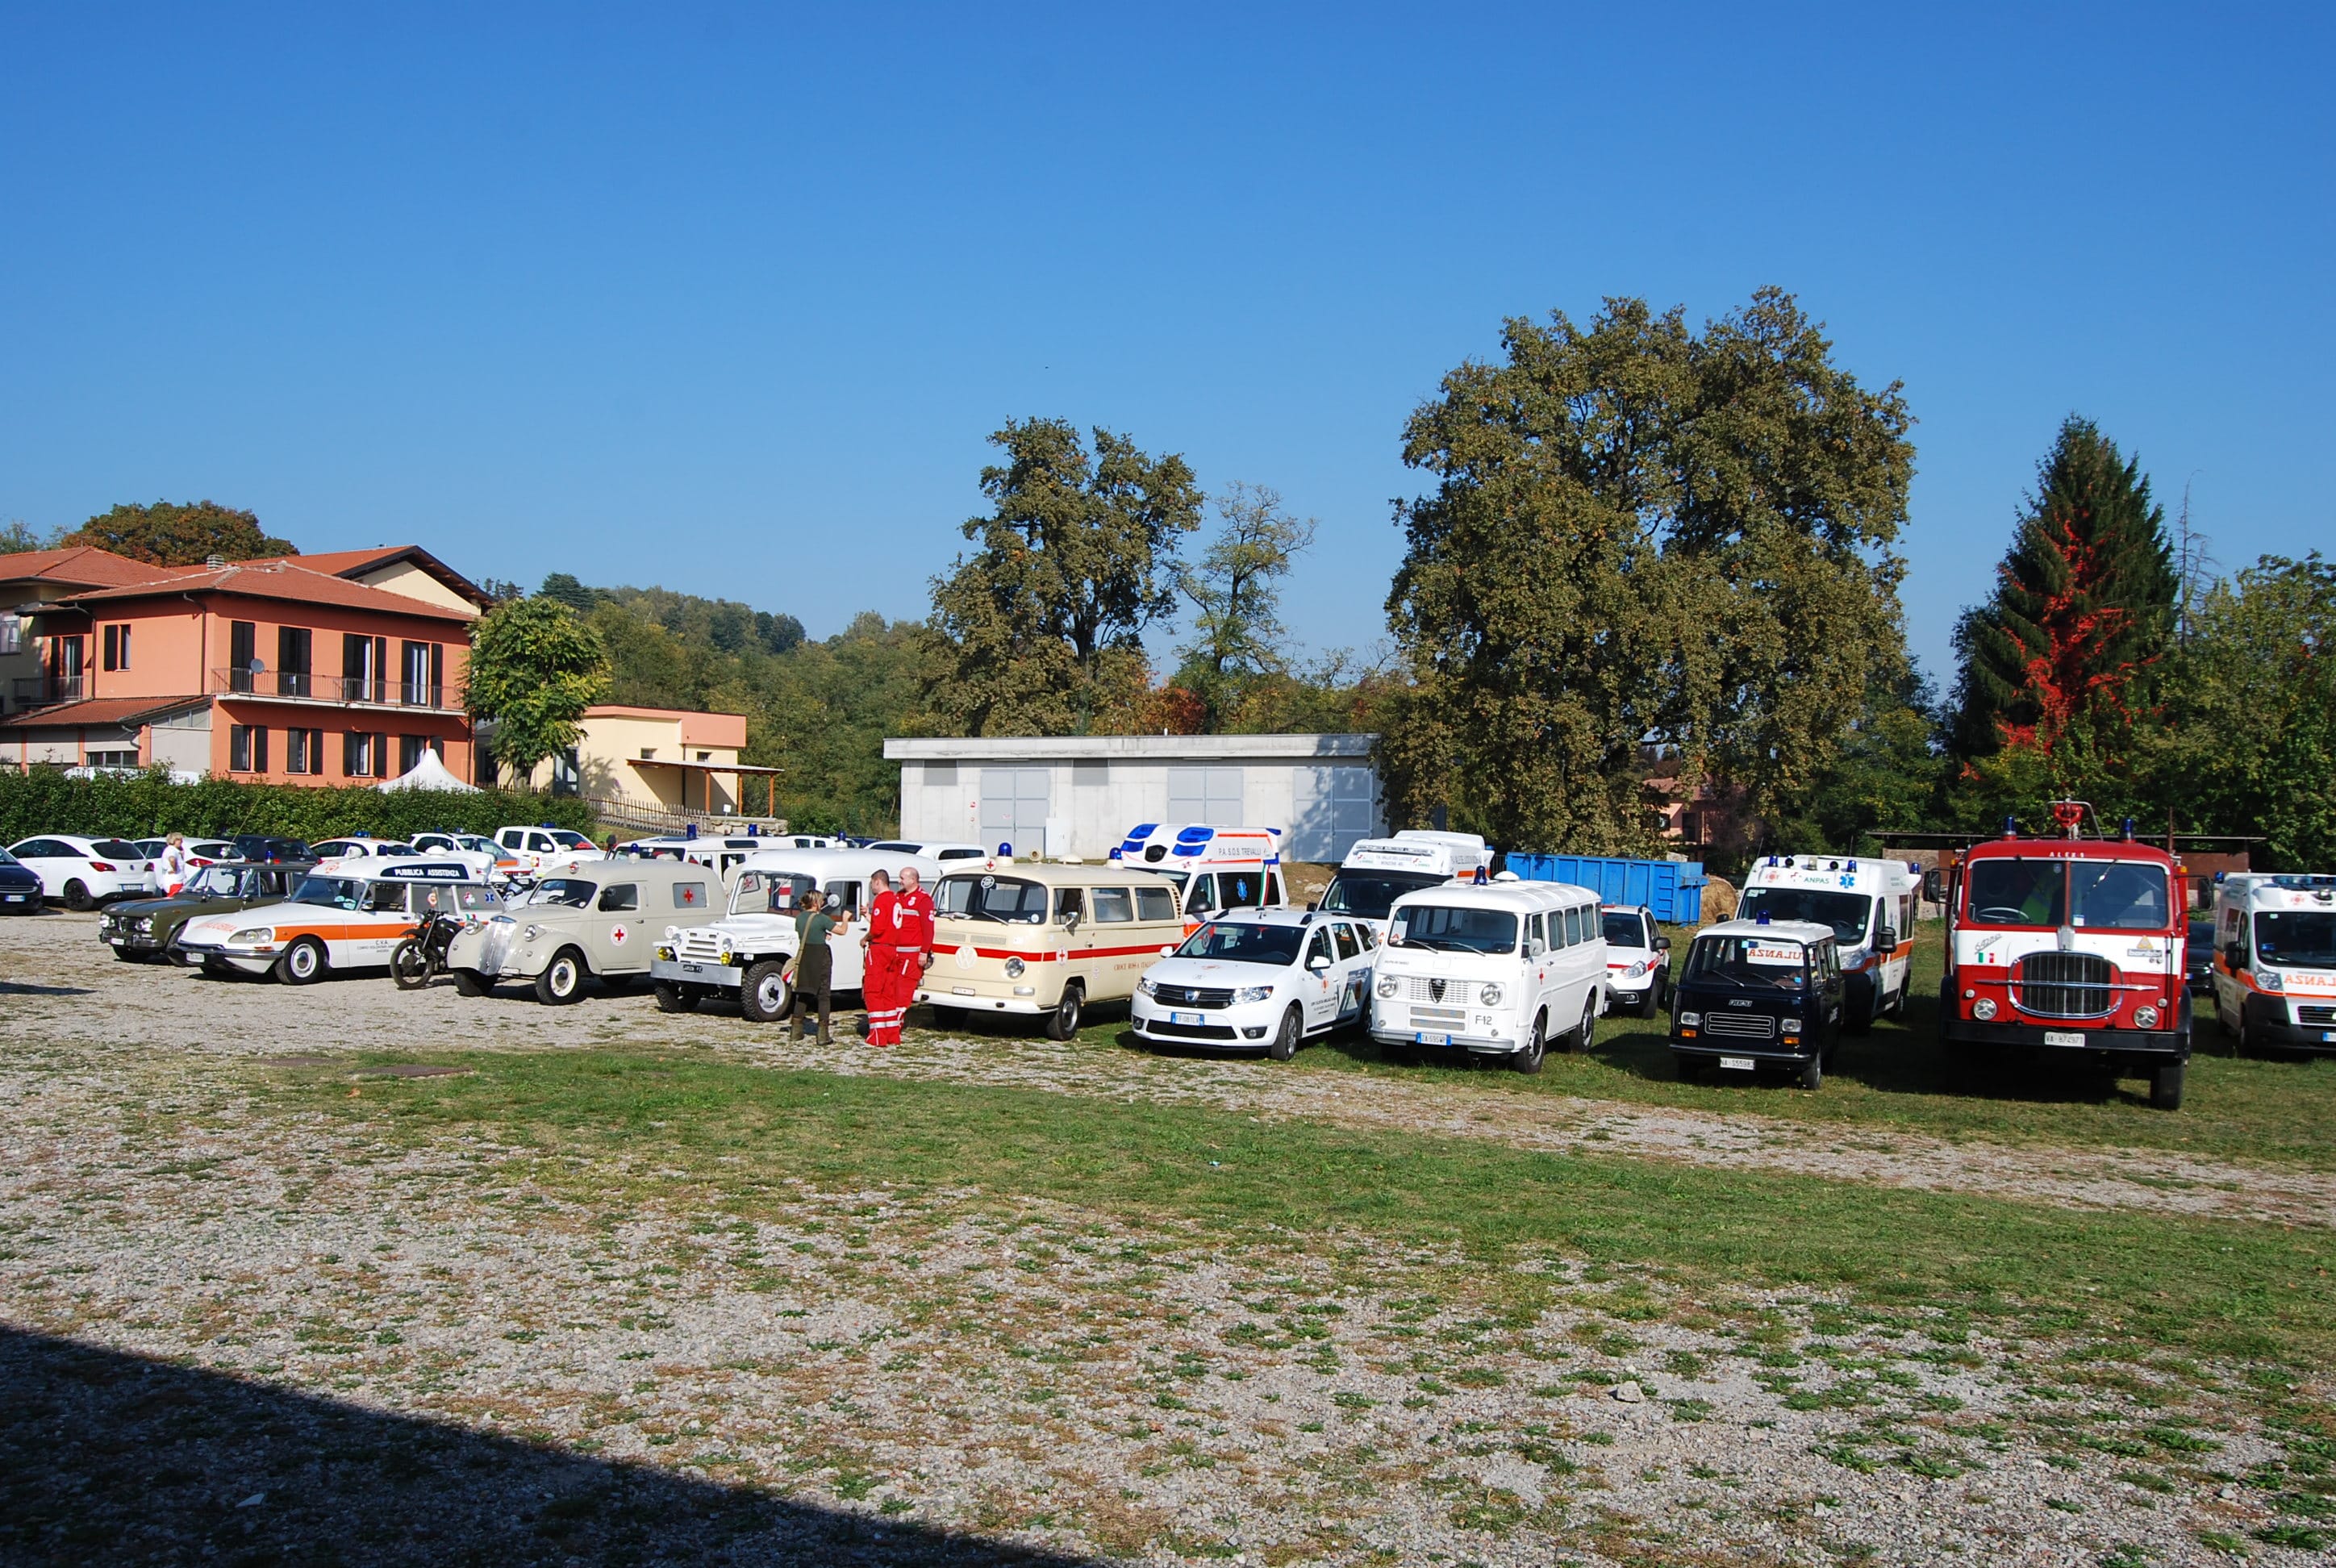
1131,995,1279,1046
651,956,744,990
174,940,277,974
2239,993,2336,1051
1671,1036,1816,1065
1942,1015,2188,1057
102,928,170,953
916,985,1046,1015
0,886,42,911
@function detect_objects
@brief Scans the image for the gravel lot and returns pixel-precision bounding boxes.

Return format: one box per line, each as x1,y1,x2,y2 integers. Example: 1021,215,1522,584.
2,910,2330,1566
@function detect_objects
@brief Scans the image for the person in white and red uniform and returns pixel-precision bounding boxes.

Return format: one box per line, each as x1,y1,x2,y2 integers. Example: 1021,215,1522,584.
865,865,936,1046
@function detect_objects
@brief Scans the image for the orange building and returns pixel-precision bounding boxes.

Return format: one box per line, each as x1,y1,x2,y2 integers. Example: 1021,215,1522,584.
2,546,487,783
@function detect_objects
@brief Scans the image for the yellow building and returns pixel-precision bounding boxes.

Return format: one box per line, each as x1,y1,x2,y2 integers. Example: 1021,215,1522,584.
523,704,781,824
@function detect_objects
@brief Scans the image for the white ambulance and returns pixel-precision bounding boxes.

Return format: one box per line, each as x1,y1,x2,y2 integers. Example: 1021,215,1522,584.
1368,878,1607,1072
2209,873,2336,1053
1112,824,1290,932
1316,831,1494,935
1738,853,1921,1032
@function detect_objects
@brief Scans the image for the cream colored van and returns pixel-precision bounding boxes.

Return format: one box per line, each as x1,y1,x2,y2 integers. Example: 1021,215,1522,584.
916,862,1187,1038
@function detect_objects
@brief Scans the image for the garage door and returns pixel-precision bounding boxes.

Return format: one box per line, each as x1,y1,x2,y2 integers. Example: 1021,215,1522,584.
978,768,1051,856
1167,766,1245,827
1290,765,1376,861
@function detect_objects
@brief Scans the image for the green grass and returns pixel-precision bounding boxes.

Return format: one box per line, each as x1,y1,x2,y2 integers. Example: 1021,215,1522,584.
271,1048,2336,1386
1043,932,2336,1173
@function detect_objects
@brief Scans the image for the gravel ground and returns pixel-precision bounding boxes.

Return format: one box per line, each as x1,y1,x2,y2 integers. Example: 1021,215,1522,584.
2,911,2332,1566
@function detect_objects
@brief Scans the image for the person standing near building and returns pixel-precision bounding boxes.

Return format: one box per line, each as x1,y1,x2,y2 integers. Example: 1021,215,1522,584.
789,886,846,1044
861,869,906,1046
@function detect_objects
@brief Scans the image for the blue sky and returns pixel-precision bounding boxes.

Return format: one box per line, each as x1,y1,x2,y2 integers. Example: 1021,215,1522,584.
3,2,2329,686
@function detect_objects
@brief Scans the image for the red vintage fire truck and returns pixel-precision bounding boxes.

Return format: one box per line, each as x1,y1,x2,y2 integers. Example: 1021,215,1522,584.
1934,801,2193,1109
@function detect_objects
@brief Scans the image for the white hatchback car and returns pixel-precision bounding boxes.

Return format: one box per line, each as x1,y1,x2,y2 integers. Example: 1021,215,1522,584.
494,825,609,872
6,835,156,909
1599,903,1674,1018
308,836,423,875
1133,907,1377,1061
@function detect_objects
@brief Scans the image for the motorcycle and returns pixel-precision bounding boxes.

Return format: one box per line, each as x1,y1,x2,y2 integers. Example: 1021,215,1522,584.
390,907,466,990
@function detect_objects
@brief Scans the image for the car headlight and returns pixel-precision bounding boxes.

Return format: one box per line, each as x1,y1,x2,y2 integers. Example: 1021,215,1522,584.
1782,1018,1802,1032
229,926,273,945
1679,1011,1700,1027
1376,975,1397,999
1005,957,1026,978
523,924,544,941
662,924,680,943
2258,970,2284,993
716,935,734,964
2134,1004,2160,1028
1137,976,1157,997
1973,998,1998,1020
134,916,154,932
654,945,675,962
1235,985,1274,1004
1479,982,1503,1007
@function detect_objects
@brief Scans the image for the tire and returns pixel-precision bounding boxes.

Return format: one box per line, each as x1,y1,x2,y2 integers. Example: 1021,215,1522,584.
1266,1005,1302,1061
1511,1011,1547,1075
653,980,698,1014
111,945,144,962
1043,983,1083,1041
2233,999,2255,1056
1574,996,1597,1054
1637,982,1662,1020
2150,1059,2186,1111
165,945,192,967
1845,982,1874,1037
535,948,587,1006
62,879,93,912
277,936,327,986
1799,1052,1824,1091
390,939,433,990
928,1004,966,1031
740,960,791,1024
451,968,490,997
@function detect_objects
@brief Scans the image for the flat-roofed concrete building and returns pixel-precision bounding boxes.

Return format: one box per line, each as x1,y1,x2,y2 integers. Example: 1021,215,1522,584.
883,733,1381,864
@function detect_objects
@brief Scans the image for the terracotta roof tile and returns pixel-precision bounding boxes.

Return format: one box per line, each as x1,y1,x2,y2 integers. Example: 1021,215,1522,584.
60,560,473,622
0,695,210,730
0,546,200,590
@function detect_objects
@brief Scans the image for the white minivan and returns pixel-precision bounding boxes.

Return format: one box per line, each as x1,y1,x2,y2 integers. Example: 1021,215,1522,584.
1369,880,1606,1073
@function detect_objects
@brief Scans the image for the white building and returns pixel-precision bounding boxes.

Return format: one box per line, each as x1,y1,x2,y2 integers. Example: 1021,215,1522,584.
884,733,1382,864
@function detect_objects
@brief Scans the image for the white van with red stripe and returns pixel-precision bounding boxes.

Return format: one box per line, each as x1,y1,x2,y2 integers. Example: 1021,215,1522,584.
1112,824,1289,932
1738,854,1920,1033
2210,873,2336,1053
919,862,1187,1040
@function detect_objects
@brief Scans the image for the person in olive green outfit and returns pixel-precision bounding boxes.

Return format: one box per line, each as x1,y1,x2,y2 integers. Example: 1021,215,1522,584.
790,887,849,1043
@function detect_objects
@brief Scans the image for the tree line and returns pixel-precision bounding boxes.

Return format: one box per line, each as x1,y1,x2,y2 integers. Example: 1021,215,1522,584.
15,290,2330,866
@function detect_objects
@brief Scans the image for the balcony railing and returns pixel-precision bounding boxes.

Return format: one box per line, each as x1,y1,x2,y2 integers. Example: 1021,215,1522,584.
9,674,86,709
211,669,457,711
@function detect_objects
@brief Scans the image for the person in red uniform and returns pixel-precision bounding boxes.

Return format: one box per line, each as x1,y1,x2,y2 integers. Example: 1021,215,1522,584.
861,869,903,1046
888,865,937,1040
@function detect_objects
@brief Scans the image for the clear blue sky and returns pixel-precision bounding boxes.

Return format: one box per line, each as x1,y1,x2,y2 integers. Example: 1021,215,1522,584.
4,2,2329,686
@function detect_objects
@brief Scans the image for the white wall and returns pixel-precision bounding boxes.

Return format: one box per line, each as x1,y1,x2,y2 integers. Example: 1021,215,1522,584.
148,708,213,774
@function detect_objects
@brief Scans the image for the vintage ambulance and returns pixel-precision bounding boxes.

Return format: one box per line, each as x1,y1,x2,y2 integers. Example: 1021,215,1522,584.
177,860,498,983
1738,853,1921,1032
1112,824,1290,932
1316,832,1492,933
1369,878,1606,1073
1934,802,2192,1108
448,856,723,1004
916,862,1187,1039
2209,873,2336,1053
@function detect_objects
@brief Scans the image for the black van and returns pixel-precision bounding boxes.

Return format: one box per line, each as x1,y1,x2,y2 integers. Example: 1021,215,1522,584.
1670,917,1845,1089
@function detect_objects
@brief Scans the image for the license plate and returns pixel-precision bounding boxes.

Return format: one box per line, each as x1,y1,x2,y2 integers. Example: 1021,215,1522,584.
2043,1030,2085,1048
1171,1011,1204,1025
104,936,120,945
952,985,976,996
679,961,707,975
2,894,23,903
1720,1056,1755,1071
2323,1032,2335,1045
1415,1032,1450,1045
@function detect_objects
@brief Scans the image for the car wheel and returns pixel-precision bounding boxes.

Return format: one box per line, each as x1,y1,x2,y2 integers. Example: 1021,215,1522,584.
200,956,236,980
740,960,791,1024
1043,984,1083,1041
1799,1052,1824,1091
1575,996,1597,1053
277,936,327,986
451,968,490,997
1845,986,1874,1036
1512,1011,1547,1075
1266,1005,1302,1062
535,948,587,1005
2150,1058,2186,1111
653,980,699,1014
62,878,93,912
2233,1000,2255,1056
111,945,144,962
390,938,433,990
1637,982,1662,1020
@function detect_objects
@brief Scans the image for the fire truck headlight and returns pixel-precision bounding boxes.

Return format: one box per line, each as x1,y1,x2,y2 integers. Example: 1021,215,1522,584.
2134,1004,2160,1028
1973,998,1998,1021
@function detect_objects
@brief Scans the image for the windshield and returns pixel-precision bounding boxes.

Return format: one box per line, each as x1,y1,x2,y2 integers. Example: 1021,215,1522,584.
292,876,365,911
1601,911,1650,949
2255,911,2336,968
0,849,19,866
936,874,1050,924
186,865,244,897
549,831,593,849
731,871,817,916
1965,860,2067,926
1176,922,1304,965
1740,887,1871,945
1686,935,1808,990
92,839,141,860
1389,903,1517,954
534,878,597,909
1321,869,1445,921
2070,862,2171,930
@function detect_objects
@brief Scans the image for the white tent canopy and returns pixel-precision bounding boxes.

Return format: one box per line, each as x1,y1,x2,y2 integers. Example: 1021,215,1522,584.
376,749,480,794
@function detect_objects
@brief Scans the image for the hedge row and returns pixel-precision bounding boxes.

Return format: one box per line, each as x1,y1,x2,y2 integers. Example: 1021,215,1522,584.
0,769,599,846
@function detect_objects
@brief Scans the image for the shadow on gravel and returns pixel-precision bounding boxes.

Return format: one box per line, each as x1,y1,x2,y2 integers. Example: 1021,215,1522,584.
0,982,92,998
0,1326,1096,1567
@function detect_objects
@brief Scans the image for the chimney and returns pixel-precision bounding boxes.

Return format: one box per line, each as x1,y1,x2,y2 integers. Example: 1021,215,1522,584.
205,553,227,569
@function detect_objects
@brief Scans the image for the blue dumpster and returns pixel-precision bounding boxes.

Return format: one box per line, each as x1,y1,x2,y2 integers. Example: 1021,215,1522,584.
1503,853,1706,924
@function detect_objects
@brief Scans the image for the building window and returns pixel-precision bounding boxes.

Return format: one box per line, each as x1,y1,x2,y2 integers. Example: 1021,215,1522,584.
550,748,580,797
0,613,19,656
400,640,442,707
228,620,257,692
343,731,389,778
286,728,324,776
229,724,269,774
398,735,432,774
277,627,312,698
101,624,131,672
640,748,657,761
86,749,138,769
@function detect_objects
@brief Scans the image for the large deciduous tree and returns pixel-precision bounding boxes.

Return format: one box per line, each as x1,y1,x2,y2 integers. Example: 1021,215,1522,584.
1384,290,1915,853
924,418,1203,735
60,500,293,565
463,595,612,782
1174,482,1318,724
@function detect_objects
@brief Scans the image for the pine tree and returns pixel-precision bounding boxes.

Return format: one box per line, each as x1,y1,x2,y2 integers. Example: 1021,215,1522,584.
1948,418,2176,789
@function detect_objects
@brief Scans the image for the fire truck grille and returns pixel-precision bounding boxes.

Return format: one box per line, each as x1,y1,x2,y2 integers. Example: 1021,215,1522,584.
2013,952,2115,1019
1704,1011,1777,1040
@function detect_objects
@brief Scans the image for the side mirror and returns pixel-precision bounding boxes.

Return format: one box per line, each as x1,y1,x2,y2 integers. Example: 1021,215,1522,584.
1875,927,1898,953
1306,900,1319,912
1062,910,1082,932
1527,939,1546,959
1921,869,1944,904
1308,953,1331,971
1655,935,1671,951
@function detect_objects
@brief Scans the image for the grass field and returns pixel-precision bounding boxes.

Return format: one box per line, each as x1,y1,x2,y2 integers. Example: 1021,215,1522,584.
1022,932,2336,1174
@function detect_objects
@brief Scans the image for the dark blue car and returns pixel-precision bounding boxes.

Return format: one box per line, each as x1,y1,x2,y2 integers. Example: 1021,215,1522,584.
0,848,44,914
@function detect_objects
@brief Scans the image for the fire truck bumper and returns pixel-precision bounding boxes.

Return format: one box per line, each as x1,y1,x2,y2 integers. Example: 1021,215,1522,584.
1942,1014,2189,1060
